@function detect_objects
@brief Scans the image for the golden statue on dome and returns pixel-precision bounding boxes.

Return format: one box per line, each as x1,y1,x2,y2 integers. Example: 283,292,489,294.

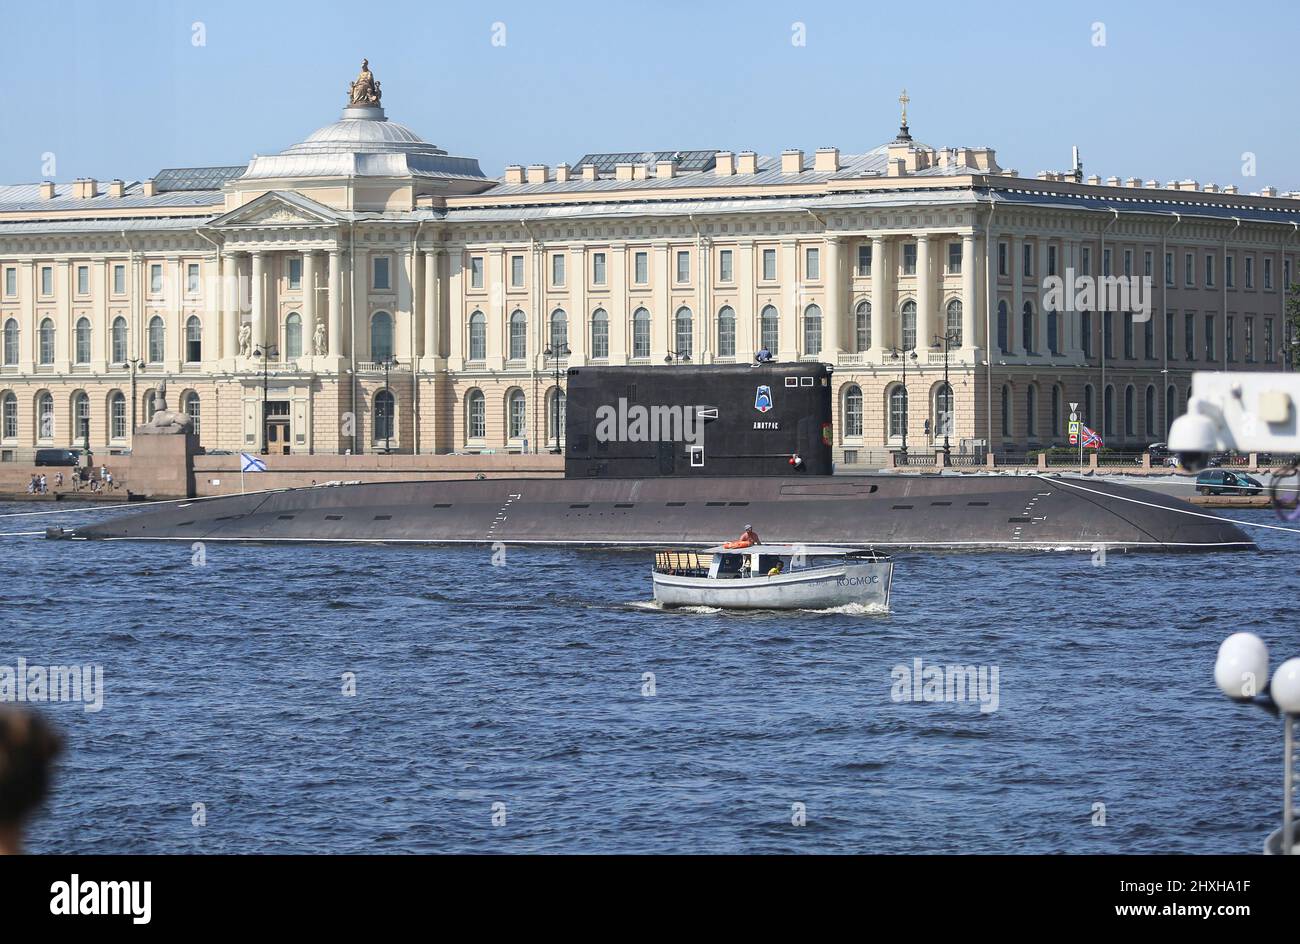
348,58,382,107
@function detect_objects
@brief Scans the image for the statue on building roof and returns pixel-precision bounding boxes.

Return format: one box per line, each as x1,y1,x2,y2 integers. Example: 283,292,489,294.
348,58,382,107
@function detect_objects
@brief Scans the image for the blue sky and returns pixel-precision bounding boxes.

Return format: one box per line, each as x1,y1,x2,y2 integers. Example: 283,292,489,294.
2,0,1296,190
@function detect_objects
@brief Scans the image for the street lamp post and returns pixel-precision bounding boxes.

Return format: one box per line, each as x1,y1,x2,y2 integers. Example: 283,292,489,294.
252,343,278,455
931,329,959,460
377,353,398,454
665,350,691,365
543,344,570,454
888,347,918,460
121,357,144,433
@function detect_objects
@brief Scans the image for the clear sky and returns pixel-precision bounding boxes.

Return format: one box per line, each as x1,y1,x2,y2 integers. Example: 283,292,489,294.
2,0,1296,191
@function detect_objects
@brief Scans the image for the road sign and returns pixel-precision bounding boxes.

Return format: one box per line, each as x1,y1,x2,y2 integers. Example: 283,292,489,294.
1069,420,1080,435
1069,412,1079,422
1069,434,1078,445
1069,402,1078,412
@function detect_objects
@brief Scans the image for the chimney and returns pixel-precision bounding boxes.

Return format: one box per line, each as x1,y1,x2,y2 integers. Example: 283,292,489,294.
73,178,99,199
504,165,525,184
141,179,157,196
1105,176,1120,187
526,164,549,184
580,164,597,181
780,149,803,174
887,158,906,177
632,164,648,180
736,151,758,174
1036,171,1051,181
714,151,735,176
814,147,839,172
1086,175,1101,185
1261,186,1278,197
39,181,56,199
1222,184,1239,194
615,162,634,182
1203,182,1219,193
655,160,676,179
108,179,125,198
1144,180,1158,188
1125,177,1141,188
554,163,570,183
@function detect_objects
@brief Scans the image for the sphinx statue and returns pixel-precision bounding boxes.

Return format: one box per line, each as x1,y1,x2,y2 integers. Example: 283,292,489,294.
138,377,194,436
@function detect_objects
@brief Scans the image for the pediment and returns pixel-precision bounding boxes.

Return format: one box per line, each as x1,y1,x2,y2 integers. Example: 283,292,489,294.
210,190,341,228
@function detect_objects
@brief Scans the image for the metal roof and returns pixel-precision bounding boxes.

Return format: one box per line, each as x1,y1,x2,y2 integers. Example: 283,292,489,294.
572,150,718,174
153,166,246,191
989,187,1300,225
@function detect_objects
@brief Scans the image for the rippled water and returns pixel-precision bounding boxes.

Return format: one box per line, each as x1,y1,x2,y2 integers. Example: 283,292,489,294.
1,498,1295,853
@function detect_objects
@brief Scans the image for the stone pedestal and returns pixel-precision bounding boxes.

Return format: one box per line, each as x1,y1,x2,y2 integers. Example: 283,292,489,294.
130,429,198,499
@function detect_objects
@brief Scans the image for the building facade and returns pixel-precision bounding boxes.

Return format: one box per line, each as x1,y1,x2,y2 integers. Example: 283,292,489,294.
1,63,1296,465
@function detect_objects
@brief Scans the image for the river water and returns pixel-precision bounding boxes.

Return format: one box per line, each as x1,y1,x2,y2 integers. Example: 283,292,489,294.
1,499,1295,853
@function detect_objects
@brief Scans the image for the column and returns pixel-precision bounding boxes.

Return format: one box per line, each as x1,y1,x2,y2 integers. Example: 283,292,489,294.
870,237,887,357
568,245,586,361
423,249,439,358
1038,239,1051,354
1010,236,1023,353
823,237,842,358
250,251,265,353
779,239,798,361
351,248,367,362
56,260,71,368
915,235,932,354
397,247,413,360
302,251,317,358
328,250,342,358
961,234,978,352
609,244,628,365
221,252,238,360
651,242,669,360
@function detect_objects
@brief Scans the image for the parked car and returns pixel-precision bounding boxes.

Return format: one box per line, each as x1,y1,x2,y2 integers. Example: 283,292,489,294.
34,448,81,467
1196,469,1263,496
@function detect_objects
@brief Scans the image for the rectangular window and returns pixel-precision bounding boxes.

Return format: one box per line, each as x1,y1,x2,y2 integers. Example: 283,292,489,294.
949,243,963,275
1185,313,1195,360
1264,257,1273,289
676,250,690,284
1265,318,1275,362
188,263,202,295
1144,250,1153,279
113,265,125,295
1165,252,1174,286
1205,314,1215,360
148,264,162,294
286,257,301,291
902,244,917,276
857,244,871,276
805,247,820,280
1123,249,1133,277
719,249,734,282
1165,310,1176,360
1047,245,1057,277
1104,311,1114,359
998,242,1008,276
1081,246,1092,276
1185,252,1195,287
76,265,89,295
1103,248,1112,277
1226,255,1235,288
1227,315,1235,362
1144,317,1154,360
591,252,605,286
1022,243,1033,277
42,266,54,295
1205,254,1215,288
511,254,525,288
552,253,565,287
1245,256,1254,289
469,256,484,289
1082,311,1093,358
634,251,649,284
373,256,391,291
4,268,15,297
1123,313,1134,359
762,248,777,281
1245,316,1255,362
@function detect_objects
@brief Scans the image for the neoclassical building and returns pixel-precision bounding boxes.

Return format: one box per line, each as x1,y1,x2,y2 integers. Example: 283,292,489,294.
1,63,1296,464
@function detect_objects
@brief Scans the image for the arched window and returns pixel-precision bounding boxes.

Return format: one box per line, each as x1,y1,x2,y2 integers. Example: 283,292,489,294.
1,392,16,439
674,306,693,357
1047,310,1059,355
1022,301,1035,353
373,390,394,443
802,304,821,356
143,390,156,422
111,316,127,364
1051,384,1062,437
467,311,486,361
888,385,908,439
507,389,526,440
1145,385,1156,437
1001,385,1011,437
935,383,954,439
1124,385,1135,437
466,389,486,440
589,309,608,360
549,309,568,354
39,318,55,365
901,300,917,351
844,385,863,438
109,391,126,440
3,319,17,366
1026,384,1037,437
508,310,527,361
717,306,736,358
182,391,201,437
855,301,871,352
147,315,165,363
284,313,302,358
997,301,1009,353
632,308,651,358
945,300,962,346
370,311,393,361
1104,385,1115,437
75,317,91,364
1084,384,1095,429
1166,385,1177,432
185,315,202,363
760,305,779,352
37,391,54,439
547,388,566,446
73,391,90,444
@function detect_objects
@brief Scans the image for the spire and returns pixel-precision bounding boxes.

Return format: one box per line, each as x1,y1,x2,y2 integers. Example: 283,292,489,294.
895,88,912,142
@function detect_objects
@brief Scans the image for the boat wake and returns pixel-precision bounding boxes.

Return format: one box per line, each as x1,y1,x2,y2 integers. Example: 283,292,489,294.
626,600,888,616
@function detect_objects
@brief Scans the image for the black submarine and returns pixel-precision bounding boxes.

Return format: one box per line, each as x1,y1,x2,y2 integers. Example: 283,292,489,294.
57,363,1252,552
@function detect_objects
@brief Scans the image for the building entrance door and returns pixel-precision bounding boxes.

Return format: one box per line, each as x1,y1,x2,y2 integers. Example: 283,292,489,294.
265,400,291,455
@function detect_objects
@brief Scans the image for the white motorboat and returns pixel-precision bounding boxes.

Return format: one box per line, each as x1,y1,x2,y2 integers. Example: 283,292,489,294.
651,543,893,610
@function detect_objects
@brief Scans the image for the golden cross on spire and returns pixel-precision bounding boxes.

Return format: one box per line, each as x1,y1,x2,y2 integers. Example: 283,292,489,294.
899,88,910,126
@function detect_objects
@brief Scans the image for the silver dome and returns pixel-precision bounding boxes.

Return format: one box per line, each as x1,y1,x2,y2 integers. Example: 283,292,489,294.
284,106,449,158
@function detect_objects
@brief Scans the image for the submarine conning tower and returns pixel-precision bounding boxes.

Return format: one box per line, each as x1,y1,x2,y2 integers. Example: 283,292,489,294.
563,362,833,479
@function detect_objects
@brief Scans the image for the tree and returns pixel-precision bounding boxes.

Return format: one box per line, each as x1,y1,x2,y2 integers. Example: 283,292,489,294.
1288,283,1300,370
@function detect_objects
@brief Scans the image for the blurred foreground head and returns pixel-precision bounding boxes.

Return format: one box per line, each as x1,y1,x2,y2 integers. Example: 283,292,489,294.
0,706,62,854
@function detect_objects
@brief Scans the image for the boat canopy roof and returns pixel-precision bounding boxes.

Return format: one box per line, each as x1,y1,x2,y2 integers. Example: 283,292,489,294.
698,543,863,556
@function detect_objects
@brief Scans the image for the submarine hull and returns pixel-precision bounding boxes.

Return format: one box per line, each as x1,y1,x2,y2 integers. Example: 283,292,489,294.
63,473,1254,551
